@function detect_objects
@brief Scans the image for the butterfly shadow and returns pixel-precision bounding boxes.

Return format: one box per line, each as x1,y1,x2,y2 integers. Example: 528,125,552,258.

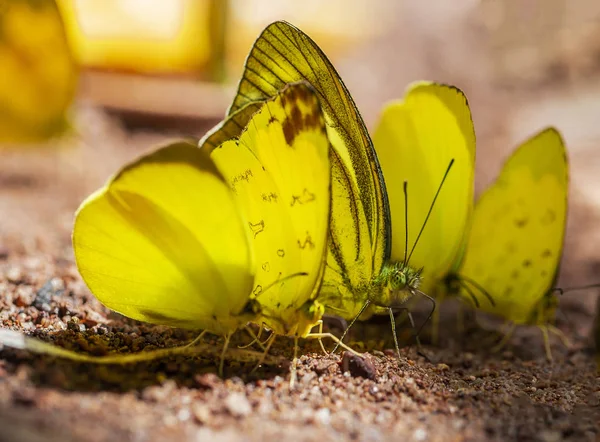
0,324,294,394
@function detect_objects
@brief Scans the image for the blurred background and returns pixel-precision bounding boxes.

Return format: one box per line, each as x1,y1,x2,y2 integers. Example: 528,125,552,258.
1,0,600,312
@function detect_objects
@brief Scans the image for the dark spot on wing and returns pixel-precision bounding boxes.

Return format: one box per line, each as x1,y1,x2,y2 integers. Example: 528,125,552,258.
268,115,279,125
541,249,552,258
541,209,556,225
514,217,528,228
522,259,532,268
281,87,323,146
511,269,520,279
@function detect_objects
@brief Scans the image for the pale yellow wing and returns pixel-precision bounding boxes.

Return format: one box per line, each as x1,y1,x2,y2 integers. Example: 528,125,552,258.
210,82,331,336
456,128,567,324
200,20,390,320
0,0,77,143
372,82,475,294
73,142,256,335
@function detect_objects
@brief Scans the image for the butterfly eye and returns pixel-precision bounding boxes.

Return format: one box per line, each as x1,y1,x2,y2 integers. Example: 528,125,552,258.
391,272,407,290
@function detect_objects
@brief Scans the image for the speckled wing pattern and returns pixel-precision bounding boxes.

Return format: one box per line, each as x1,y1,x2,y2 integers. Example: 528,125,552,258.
199,20,391,320
455,128,567,324
210,82,331,336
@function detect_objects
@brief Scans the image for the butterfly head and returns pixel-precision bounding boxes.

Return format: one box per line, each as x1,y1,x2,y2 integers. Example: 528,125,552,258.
371,262,422,308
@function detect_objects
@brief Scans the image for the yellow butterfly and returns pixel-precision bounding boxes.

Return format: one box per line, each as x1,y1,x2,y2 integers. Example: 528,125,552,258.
72,82,331,375
445,128,568,359
0,0,77,143
200,21,475,357
209,82,357,377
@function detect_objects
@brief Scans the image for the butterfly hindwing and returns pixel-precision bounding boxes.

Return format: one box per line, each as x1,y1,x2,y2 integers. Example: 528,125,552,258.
456,128,567,324
73,142,256,335
372,82,476,294
210,82,331,336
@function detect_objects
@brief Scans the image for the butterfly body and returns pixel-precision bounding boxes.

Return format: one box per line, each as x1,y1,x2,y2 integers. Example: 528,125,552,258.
200,22,474,354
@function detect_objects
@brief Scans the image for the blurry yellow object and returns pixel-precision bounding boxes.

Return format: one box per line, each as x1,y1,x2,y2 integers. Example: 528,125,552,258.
0,0,77,143
57,0,225,78
447,128,568,360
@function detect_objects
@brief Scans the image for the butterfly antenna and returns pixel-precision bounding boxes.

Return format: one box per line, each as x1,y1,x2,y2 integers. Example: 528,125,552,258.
407,159,455,263
459,274,496,307
414,289,437,339
550,283,600,295
457,279,480,308
403,181,409,267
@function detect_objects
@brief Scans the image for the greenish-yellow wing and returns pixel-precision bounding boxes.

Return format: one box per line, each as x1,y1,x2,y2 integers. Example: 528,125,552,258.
200,20,390,320
372,82,475,294
455,128,567,324
210,82,331,337
0,0,77,143
73,142,256,335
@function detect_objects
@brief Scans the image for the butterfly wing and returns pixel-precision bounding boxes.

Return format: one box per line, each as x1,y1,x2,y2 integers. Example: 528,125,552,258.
200,20,390,319
210,82,331,336
0,0,76,142
372,82,475,293
456,128,567,324
73,142,256,335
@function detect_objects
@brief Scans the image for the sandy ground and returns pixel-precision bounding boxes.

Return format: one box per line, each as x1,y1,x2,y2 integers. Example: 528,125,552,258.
2,3,600,441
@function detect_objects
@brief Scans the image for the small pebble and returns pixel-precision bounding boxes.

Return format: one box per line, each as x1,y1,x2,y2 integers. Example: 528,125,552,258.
314,407,331,425
6,267,22,283
224,392,252,417
341,352,377,380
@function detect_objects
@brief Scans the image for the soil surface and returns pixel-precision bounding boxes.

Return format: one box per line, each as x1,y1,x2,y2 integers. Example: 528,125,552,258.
0,106,598,442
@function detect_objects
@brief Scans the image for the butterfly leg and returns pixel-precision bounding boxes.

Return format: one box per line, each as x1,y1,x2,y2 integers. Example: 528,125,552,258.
184,330,207,348
306,332,363,357
490,322,517,354
314,320,328,354
290,336,299,390
239,324,267,350
393,308,430,361
388,307,402,360
332,300,371,354
218,333,232,377
250,333,276,374
547,325,571,348
539,326,553,361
